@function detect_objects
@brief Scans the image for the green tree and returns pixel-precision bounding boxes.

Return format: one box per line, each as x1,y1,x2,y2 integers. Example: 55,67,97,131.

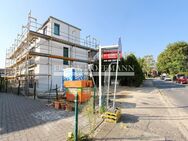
93,54,145,87
157,41,188,75
138,55,156,77
138,57,144,69
119,54,145,87
143,55,155,77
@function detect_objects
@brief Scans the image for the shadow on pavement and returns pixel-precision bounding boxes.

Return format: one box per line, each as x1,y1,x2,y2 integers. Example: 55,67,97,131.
93,137,164,141
120,114,139,123
120,113,188,123
115,94,133,99
115,101,136,109
133,88,156,94
138,115,188,121
136,105,188,109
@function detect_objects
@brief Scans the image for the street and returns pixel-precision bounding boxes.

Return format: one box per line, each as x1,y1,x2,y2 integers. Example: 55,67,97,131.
153,79,188,113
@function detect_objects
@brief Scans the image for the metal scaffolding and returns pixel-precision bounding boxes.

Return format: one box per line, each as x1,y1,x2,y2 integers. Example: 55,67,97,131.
5,12,99,95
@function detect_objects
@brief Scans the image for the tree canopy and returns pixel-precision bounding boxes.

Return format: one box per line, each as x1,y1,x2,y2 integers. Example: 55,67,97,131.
119,54,145,87
93,53,145,87
138,55,155,77
157,41,188,75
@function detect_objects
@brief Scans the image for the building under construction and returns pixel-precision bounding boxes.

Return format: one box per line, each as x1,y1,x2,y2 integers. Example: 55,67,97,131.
5,12,99,95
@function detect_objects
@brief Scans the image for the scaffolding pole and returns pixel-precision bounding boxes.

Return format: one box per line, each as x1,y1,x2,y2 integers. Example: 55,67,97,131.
5,12,99,96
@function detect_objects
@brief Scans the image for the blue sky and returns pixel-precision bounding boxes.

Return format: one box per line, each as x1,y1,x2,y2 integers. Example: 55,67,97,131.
1,0,188,68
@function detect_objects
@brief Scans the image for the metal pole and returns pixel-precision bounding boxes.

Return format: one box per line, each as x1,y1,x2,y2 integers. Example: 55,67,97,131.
5,79,8,93
0,77,2,92
56,84,58,101
34,82,36,100
99,47,102,108
93,87,96,113
107,64,111,108
113,49,120,109
74,93,78,141
17,80,20,95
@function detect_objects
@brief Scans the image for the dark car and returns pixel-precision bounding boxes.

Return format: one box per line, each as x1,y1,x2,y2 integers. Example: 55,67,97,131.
176,75,187,84
175,74,185,81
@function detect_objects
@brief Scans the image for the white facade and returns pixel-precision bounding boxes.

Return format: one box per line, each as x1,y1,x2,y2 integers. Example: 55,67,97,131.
35,17,88,92
6,16,95,94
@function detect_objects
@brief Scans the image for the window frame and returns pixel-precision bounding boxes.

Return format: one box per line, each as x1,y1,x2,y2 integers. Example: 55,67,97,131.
63,47,69,65
54,23,60,36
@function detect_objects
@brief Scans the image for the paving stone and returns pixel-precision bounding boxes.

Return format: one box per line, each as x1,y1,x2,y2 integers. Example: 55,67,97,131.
0,92,102,141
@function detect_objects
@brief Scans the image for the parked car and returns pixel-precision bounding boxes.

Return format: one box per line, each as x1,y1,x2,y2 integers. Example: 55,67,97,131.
176,74,185,78
160,73,167,80
176,76,187,84
160,75,166,80
164,76,171,81
172,75,177,82
175,74,184,83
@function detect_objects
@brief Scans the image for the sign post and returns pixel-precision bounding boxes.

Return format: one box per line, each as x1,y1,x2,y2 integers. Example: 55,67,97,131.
98,38,122,109
99,47,102,108
113,38,122,108
74,92,78,141
107,64,111,108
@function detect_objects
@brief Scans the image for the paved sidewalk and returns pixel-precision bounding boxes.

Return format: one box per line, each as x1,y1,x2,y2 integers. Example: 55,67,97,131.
0,93,101,141
1,80,188,141
94,79,187,141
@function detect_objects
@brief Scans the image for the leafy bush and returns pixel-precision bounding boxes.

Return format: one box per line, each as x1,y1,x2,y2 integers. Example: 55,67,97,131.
93,53,145,87
119,54,145,87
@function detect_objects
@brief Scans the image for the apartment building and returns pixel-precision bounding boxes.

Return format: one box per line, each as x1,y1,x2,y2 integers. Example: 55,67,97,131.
5,13,98,95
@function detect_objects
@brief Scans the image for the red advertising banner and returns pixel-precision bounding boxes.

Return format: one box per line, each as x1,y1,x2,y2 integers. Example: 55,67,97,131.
102,51,122,60
102,50,119,53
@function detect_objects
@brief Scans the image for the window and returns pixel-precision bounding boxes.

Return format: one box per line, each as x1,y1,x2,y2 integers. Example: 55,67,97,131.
54,23,60,35
63,47,69,65
43,26,47,35
29,70,34,88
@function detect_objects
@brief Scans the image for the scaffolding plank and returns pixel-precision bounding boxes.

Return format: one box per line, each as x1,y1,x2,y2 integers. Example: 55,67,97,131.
29,51,95,63
28,31,98,52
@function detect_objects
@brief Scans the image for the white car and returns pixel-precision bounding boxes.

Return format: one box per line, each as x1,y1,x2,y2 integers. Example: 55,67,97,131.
164,76,171,81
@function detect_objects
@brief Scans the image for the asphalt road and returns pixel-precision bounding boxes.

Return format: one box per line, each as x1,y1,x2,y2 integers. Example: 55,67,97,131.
153,79,188,113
